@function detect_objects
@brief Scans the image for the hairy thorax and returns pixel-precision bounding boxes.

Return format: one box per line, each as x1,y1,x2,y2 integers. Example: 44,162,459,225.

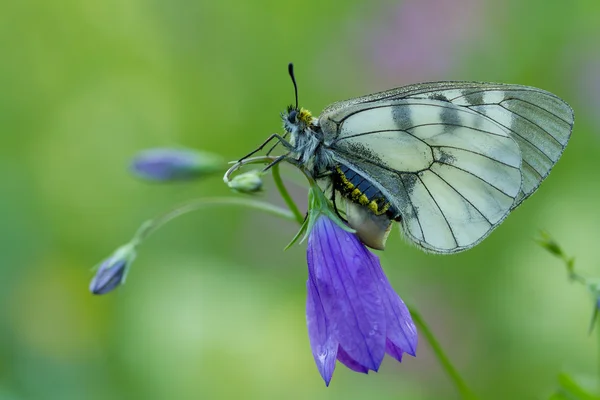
289,124,335,176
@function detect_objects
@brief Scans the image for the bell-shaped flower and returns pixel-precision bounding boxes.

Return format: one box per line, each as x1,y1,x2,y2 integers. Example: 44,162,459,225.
306,214,417,385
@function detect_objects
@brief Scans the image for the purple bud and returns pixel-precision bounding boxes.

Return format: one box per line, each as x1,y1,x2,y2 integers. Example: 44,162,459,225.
130,148,223,182
90,244,136,295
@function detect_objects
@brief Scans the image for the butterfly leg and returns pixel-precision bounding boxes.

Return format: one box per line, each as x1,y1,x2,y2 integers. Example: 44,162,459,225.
330,191,348,223
313,169,348,223
265,133,289,156
262,154,289,172
238,133,294,162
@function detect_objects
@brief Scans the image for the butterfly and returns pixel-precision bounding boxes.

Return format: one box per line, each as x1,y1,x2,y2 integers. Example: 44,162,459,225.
243,64,574,254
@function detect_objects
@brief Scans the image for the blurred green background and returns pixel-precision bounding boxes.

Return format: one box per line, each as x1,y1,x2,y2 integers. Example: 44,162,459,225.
1,0,600,399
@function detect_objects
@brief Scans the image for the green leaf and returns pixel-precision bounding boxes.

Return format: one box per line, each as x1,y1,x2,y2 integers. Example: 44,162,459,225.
284,216,309,250
557,373,600,400
537,230,564,258
549,391,576,400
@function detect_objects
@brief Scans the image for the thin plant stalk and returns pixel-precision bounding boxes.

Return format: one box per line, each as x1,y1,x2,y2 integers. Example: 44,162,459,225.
134,197,296,244
411,309,479,400
272,163,304,225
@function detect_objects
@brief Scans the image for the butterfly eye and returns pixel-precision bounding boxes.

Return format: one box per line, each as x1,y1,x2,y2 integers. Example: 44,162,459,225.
288,110,298,123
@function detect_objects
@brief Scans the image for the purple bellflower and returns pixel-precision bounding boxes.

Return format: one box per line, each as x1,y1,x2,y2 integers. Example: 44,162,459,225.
131,148,223,182
90,243,136,295
306,214,417,385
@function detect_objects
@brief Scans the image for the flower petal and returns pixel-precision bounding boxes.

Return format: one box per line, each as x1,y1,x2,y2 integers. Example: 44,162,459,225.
337,345,369,374
307,216,387,372
89,258,127,295
385,338,404,362
306,278,338,386
367,251,418,357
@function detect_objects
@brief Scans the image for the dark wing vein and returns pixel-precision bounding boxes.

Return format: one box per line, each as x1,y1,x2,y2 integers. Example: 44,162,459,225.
499,96,572,126
333,148,422,176
465,106,555,162
498,102,564,147
332,102,477,126
430,145,520,170
416,175,458,247
521,159,543,178
406,123,508,138
435,161,516,198
333,128,429,147
399,175,425,240
429,169,493,225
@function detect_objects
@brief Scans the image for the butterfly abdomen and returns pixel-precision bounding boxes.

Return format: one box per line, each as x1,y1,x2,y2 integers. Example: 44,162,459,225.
333,164,396,217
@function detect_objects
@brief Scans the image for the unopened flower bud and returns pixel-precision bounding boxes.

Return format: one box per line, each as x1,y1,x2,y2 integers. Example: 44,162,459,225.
228,170,263,194
90,243,137,295
131,148,223,182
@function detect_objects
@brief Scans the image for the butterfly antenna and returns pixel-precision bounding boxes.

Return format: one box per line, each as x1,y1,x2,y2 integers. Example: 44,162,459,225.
288,62,299,109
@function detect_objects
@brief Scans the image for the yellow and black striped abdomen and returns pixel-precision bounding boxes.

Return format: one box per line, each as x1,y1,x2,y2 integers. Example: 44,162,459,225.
333,164,393,216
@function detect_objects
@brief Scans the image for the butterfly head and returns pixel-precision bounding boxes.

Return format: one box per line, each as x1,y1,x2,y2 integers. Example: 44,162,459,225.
282,105,313,134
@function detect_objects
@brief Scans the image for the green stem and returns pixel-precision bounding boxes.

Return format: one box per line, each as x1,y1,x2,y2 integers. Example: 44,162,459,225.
597,318,600,388
272,163,304,225
570,272,587,285
411,308,478,400
133,197,296,244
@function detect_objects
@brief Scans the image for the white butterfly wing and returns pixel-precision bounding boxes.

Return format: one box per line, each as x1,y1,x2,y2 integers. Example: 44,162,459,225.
322,82,574,207
319,83,573,253
435,86,572,204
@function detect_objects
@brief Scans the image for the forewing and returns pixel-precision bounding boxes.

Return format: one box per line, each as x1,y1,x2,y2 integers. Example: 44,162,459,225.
320,99,522,253
322,81,574,206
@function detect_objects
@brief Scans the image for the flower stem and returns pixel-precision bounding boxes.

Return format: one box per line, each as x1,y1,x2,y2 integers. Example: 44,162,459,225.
597,318,600,390
410,308,479,400
133,197,296,245
272,163,304,225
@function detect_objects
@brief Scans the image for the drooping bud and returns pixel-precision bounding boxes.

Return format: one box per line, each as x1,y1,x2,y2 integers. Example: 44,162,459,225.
130,148,223,182
89,243,137,295
228,170,263,194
